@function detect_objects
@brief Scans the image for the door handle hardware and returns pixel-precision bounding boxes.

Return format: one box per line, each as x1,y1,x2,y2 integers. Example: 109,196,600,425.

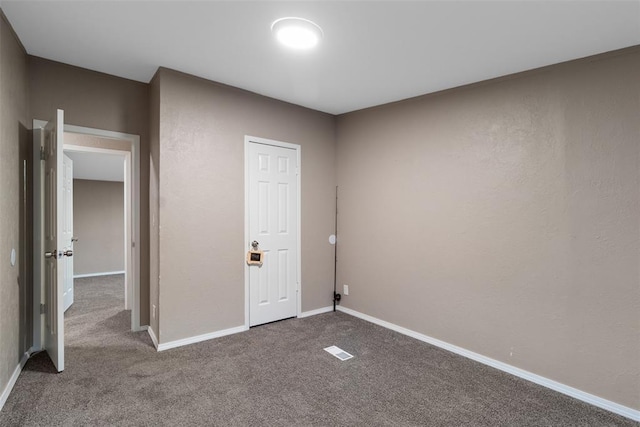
251,241,259,250
44,251,57,259
71,237,78,242
63,249,73,257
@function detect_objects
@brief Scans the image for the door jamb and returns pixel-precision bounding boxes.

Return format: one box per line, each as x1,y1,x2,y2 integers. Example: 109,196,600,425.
32,120,142,349
32,125,44,350
244,135,302,329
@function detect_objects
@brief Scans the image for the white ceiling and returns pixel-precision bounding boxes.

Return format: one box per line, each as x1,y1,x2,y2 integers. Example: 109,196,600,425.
65,151,125,182
2,1,639,114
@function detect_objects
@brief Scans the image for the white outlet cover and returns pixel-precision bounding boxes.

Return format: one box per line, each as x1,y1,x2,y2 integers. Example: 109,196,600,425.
10,248,16,266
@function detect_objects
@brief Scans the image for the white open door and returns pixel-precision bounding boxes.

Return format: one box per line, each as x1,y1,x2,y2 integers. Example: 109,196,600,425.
43,109,66,372
247,141,299,326
62,154,74,311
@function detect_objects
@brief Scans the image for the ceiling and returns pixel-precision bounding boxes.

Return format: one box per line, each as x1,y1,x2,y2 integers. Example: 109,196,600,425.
2,1,639,114
65,150,125,182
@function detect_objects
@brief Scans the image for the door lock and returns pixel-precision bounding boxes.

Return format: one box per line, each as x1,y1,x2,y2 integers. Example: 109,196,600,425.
63,249,73,257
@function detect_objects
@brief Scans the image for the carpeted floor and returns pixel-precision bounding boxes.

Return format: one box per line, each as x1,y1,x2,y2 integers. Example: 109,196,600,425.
0,274,636,426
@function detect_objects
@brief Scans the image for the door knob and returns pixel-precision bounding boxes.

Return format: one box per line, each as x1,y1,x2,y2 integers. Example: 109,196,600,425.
44,251,57,259
63,249,73,257
251,241,259,249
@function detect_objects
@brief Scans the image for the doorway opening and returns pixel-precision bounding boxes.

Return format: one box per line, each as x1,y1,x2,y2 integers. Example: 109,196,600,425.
64,141,130,311
32,120,142,355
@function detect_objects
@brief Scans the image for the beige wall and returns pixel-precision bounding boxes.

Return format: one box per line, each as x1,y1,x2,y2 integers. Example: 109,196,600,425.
0,10,30,399
336,48,640,409
29,57,151,325
154,68,336,343
73,179,125,276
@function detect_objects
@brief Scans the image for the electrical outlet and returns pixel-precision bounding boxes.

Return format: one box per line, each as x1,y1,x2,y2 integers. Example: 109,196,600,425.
152,304,156,318
343,284,349,296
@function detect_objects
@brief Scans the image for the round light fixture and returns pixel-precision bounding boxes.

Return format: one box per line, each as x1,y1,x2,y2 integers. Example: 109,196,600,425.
271,17,323,50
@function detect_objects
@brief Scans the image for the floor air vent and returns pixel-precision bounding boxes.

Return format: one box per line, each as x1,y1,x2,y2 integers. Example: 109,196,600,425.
324,345,353,361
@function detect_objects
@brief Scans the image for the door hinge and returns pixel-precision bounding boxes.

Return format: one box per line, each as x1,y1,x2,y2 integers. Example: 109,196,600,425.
39,146,46,161
132,241,135,248
40,303,46,314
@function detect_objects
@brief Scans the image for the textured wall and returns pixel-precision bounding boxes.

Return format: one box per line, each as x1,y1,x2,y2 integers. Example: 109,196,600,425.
29,57,151,325
0,10,30,399
336,48,640,409
73,180,125,276
155,68,336,343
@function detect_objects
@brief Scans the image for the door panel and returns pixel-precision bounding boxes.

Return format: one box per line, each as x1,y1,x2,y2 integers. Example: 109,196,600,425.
43,109,65,372
277,249,289,300
248,142,298,326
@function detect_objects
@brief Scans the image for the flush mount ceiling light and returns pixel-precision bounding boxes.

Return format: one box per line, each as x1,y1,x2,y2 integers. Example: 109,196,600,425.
271,17,323,50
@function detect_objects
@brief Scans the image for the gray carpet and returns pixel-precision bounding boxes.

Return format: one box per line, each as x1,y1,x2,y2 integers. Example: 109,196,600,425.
0,275,636,426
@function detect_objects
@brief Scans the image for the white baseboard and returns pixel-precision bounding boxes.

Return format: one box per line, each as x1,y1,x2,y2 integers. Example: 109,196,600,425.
298,305,334,318
147,327,159,350
0,348,33,412
74,271,125,279
156,305,333,352
156,325,247,352
337,306,640,422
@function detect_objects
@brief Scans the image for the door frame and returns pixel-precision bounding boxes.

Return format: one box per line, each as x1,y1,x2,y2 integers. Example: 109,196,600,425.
244,135,302,329
33,120,142,351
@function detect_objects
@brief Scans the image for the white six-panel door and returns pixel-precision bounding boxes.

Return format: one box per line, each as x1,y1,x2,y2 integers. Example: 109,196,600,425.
248,141,298,326
43,109,65,372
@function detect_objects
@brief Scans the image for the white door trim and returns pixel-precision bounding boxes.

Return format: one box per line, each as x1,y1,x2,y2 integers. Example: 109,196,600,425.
32,126,44,351
32,120,142,338
244,135,302,329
